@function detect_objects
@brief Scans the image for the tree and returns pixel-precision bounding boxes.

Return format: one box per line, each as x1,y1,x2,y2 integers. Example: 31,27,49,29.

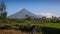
42,16,46,20
2,11,7,19
0,1,7,19
25,16,32,21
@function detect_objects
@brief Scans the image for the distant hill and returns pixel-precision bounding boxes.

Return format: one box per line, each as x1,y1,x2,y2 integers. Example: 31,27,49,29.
9,8,41,19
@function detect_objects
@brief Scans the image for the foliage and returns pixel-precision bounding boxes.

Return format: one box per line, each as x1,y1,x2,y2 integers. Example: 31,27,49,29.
0,1,7,19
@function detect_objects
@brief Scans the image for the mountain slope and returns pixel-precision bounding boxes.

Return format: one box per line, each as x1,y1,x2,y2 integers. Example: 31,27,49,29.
9,8,40,19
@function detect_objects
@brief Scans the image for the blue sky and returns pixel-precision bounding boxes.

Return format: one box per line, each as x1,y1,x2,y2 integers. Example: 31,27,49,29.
0,0,60,17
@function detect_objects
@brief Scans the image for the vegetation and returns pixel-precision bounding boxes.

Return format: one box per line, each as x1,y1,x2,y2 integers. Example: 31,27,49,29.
0,1,7,19
0,1,60,34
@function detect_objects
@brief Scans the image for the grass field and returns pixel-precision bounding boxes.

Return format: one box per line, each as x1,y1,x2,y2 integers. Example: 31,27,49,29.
32,23,60,29
0,23,60,29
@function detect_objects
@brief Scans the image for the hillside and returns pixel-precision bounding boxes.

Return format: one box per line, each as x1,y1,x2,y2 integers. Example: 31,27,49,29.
9,8,41,19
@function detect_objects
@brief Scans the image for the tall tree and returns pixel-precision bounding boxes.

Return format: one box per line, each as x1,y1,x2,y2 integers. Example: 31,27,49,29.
0,1,7,19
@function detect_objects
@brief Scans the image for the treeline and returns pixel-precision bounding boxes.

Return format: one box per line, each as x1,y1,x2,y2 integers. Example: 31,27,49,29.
5,16,60,24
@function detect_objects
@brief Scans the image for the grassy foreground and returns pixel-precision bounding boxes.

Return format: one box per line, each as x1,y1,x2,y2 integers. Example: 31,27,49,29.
32,23,60,29
0,23,60,29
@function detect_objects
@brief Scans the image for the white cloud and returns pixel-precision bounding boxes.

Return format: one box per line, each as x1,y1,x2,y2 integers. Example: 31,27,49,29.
37,12,58,18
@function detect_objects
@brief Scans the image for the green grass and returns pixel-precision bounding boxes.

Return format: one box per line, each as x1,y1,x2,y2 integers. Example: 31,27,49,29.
0,19,60,29
31,23,60,29
0,22,60,29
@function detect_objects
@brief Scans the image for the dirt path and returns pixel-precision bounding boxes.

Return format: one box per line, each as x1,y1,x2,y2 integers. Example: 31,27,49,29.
0,29,30,34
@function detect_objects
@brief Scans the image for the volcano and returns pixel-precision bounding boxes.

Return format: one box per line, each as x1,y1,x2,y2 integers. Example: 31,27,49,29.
9,8,40,19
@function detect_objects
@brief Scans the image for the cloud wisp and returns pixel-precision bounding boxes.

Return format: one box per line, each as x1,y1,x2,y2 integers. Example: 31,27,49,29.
37,13,59,18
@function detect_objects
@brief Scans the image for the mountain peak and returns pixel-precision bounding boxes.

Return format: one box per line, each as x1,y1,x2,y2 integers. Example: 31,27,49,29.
9,8,40,19
19,8,30,13
21,8,28,11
